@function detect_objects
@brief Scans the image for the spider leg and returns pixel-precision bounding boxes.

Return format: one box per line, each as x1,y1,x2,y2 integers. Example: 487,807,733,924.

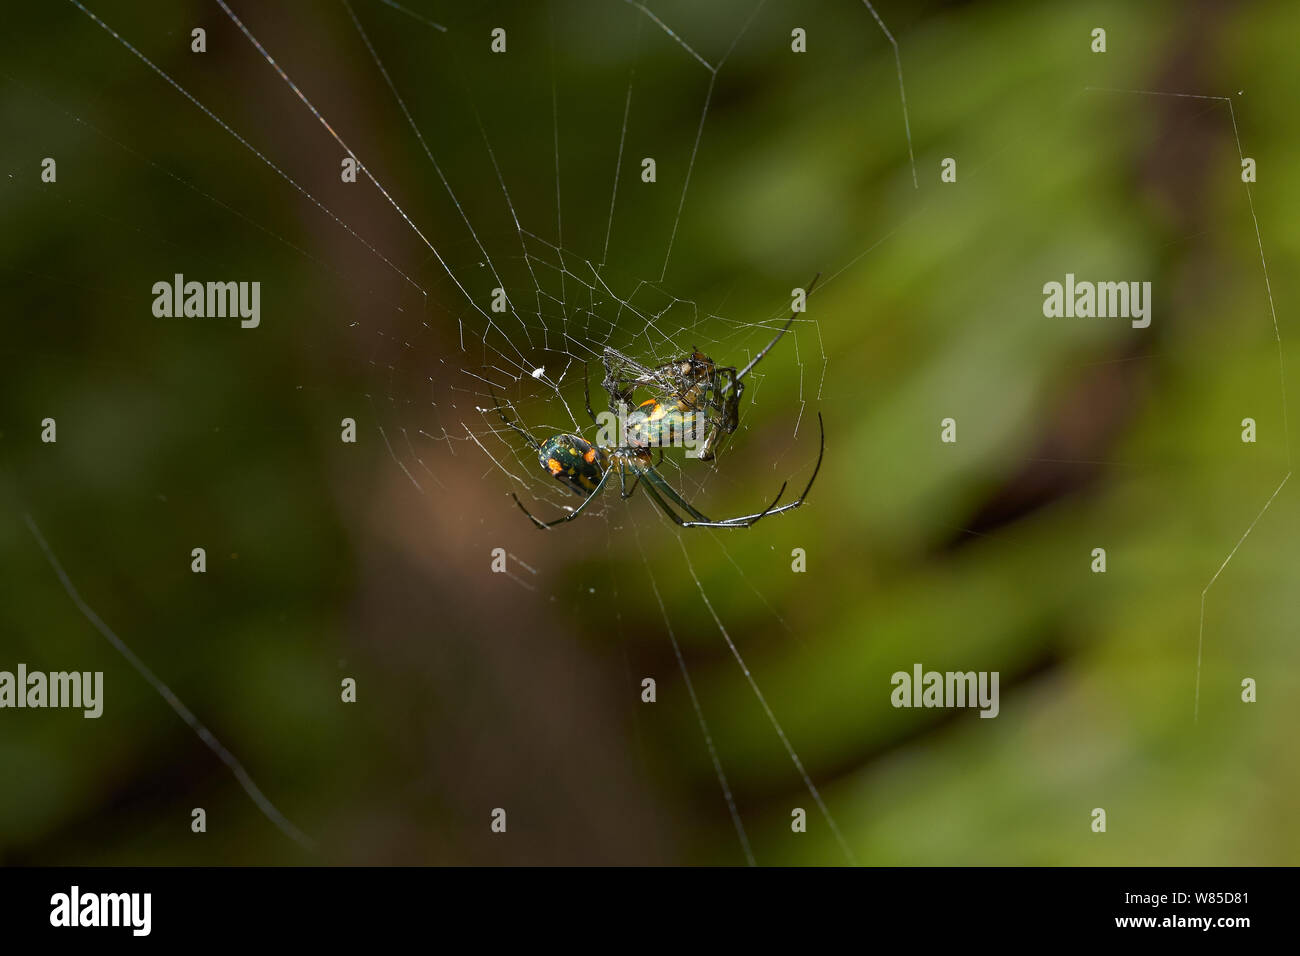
620,449,662,500
582,362,598,426
691,411,825,526
512,468,613,530
734,272,821,383
618,466,637,499
685,482,788,528
488,384,542,451
634,456,781,530
719,368,742,427
643,412,825,529
790,410,826,503
694,366,741,461
635,475,694,528
638,463,715,523
639,475,775,530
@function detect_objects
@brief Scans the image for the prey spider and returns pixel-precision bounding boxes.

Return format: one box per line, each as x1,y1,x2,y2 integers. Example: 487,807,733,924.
601,274,820,461
488,370,823,530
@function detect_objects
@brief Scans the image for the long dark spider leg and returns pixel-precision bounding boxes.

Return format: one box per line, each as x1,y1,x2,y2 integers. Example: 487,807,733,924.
640,412,824,529
639,476,774,530
582,361,599,426
619,449,662,500
512,468,614,530
686,483,788,528
639,465,715,523
685,412,825,527
634,466,781,530
488,384,542,451
617,460,636,499
734,272,822,383
636,476,695,528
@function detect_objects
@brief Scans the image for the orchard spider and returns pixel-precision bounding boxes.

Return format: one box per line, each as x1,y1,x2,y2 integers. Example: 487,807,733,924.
489,374,823,530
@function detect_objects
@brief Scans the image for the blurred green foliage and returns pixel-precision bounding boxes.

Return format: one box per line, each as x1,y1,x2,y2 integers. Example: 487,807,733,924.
1,0,1297,865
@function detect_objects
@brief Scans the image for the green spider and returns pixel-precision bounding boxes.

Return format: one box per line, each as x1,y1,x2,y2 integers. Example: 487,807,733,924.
489,370,823,530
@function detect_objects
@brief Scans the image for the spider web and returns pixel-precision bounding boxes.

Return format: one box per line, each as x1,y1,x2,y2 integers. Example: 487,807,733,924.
15,0,1288,868
8,0,927,865
346,0,865,862
414,7,833,526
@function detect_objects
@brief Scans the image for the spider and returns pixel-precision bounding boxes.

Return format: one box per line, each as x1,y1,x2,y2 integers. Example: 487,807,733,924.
601,274,820,461
488,371,823,530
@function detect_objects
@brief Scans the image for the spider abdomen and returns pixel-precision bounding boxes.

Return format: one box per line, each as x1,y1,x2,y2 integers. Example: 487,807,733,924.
538,434,606,496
